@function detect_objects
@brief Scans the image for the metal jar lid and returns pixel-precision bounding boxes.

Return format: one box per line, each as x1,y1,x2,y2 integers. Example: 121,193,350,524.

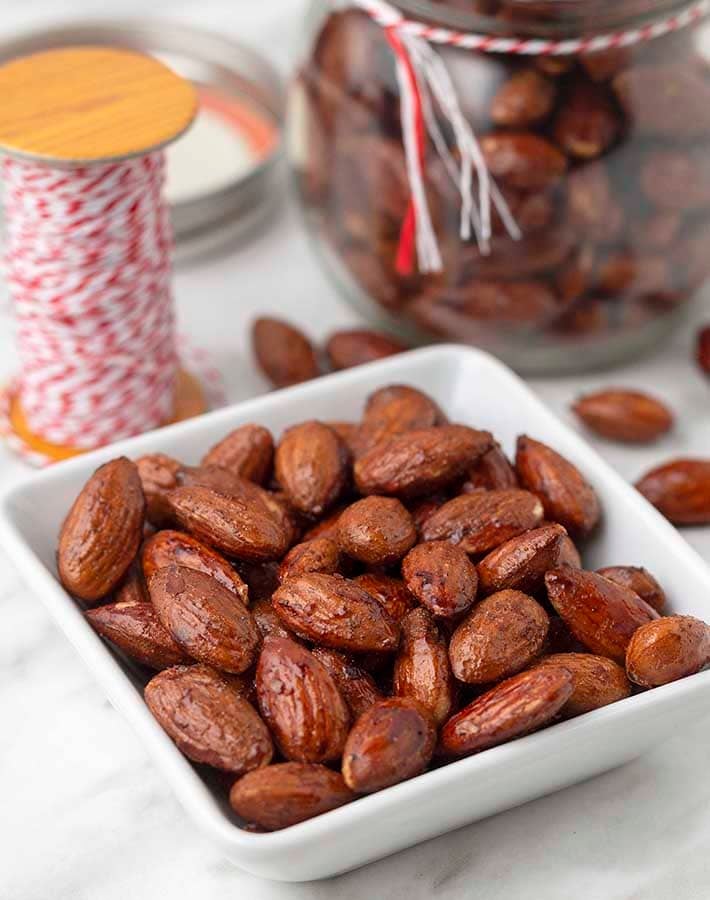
0,19,285,258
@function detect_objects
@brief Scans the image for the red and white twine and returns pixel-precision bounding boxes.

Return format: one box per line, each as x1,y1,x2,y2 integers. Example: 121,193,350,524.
3,152,183,455
351,0,710,274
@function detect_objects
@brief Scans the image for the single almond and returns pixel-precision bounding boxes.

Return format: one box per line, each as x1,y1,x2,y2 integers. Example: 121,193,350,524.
440,667,573,757
342,698,436,793
201,424,274,483
516,435,601,539
251,596,296,641
393,607,455,725
145,664,273,773
572,389,674,444
229,762,354,831
272,573,400,653
477,523,568,595
148,566,260,674
337,496,417,566
355,384,445,457
275,421,349,517
311,647,383,719
490,68,557,127
352,573,416,623
635,459,710,525
402,540,479,619
278,536,342,583
85,601,189,669
58,457,145,603
256,636,350,763
596,566,666,613
252,316,320,388
421,489,544,554
462,442,519,492
136,453,182,527
449,590,549,684
325,329,407,371
626,615,710,688
545,566,659,663
533,652,631,716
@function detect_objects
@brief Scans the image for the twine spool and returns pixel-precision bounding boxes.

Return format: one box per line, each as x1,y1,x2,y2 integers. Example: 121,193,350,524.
0,46,212,464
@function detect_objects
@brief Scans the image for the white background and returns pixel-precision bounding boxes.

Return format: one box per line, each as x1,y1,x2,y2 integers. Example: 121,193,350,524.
0,2,709,898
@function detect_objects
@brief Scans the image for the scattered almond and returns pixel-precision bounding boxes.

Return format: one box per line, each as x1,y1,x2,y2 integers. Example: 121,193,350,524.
635,459,710,525
572,389,674,443
325,329,407,371
252,316,320,388
626,616,710,687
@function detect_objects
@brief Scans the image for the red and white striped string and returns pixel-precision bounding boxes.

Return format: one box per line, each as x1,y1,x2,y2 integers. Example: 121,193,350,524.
351,0,710,275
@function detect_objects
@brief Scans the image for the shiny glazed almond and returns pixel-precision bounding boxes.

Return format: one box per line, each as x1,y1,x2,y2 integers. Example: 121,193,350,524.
311,647,383,719
393,607,455,725
635,459,710,525
477,523,568,595
278,536,342,583
626,616,710,688
596,566,666,613
275,421,349,517
325,329,406,371
533,653,631,716
356,384,445,456
463,442,518,492
85,600,189,669
252,316,320,388
402,540,479,619
337,496,417,566
201,424,274,483
352,573,416,623
572,389,674,444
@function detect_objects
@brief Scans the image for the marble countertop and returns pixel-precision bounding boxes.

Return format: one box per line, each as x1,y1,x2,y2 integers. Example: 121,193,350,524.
1,2,710,897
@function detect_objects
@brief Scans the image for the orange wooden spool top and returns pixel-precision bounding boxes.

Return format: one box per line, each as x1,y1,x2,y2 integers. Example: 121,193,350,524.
0,46,205,460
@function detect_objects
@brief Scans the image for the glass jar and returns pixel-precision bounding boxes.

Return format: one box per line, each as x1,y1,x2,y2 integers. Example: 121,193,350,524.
289,0,710,373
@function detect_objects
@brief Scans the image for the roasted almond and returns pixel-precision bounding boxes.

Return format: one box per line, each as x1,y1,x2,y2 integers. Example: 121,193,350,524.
545,566,660,663
393,607,455,725
252,316,320,388
142,530,248,605
626,616,710,688
275,420,349,517
515,435,601,539
572,389,674,444
229,762,354,831
256,636,350,763
477,523,568,595
352,573,416,623
337,496,417,566
490,68,556,127
148,566,260,674
311,647,383,719
58,457,145,603
596,566,666,613
201,424,274,484
167,486,289,561
355,425,493,499
85,601,189,669
356,384,445,456
272,573,399,652
635,459,710,525
552,80,619,159
558,532,583,569
480,132,567,190
342,698,436,793
135,453,182,527
402,540,479,619
421,489,544,554
301,506,345,542
440,667,573,757
325,329,407,371
449,590,549,684
533,653,631,716
278,536,342,583
251,596,296,641
463,442,518,492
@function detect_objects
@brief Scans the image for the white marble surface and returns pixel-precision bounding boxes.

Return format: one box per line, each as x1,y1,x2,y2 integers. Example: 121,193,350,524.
1,1,710,897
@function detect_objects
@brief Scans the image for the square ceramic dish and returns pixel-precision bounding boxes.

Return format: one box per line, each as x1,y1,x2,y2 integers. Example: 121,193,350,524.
2,345,710,883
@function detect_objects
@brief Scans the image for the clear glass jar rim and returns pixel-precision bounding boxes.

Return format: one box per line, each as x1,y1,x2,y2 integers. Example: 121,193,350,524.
391,0,702,39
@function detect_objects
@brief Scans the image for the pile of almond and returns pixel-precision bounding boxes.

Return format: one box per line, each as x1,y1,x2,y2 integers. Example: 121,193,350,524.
57,384,710,831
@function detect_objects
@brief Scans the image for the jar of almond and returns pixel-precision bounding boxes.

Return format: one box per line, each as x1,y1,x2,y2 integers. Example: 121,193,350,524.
289,0,710,373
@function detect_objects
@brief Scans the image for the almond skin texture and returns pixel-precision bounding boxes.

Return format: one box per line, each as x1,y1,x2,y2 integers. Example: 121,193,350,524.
355,425,494,499
449,590,549,684
145,664,272,773
252,316,320,388
342,698,436,793
533,653,631,716
337,496,417,566
167,486,289,561
278,537,342,584
558,533,583,569
635,459,710,525
256,636,350,763
148,566,260,674
85,601,189,669
477,523,568,595
325,329,407,371
229,763,354,831
352,573,416,623
272,573,400,652
516,436,601,539
626,616,710,688
393,608,455,725
463,442,518,492
311,647,383,719
402,541,479,619
201,424,274,484
596,566,666,613
251,597,295,641
136,453,182,527
421,489,544,554
545,567,660,664
58,457,145,603
275,421,349,517
142,530,249,606
440,667,573,757
572,389,674,444
356,384,445,457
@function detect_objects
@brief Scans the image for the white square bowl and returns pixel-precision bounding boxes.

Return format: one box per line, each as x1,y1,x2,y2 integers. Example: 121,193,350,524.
2,344,710,883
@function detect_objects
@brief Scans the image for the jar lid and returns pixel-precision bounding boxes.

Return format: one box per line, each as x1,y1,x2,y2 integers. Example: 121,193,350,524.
0,19,285,258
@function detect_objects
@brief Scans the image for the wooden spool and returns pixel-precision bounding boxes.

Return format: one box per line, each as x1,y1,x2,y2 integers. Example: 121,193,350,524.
0,46,204,461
